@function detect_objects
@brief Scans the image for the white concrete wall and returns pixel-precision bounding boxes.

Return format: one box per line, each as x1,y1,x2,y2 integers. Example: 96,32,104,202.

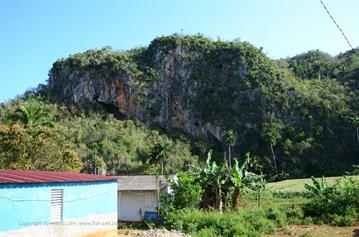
118,191,157,221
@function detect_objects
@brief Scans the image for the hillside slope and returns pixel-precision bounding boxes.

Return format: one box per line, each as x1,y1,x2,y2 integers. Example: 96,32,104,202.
40,34,358,176
1,34,358,177
0,97,199,175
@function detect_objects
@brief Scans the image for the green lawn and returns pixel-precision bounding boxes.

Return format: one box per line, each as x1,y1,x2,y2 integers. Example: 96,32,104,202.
267,176,359,193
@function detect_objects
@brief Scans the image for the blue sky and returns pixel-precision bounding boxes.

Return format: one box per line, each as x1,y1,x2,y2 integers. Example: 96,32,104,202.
0,0,358,103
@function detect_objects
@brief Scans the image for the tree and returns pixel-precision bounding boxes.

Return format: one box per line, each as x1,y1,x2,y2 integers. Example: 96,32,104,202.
243,172,266,208
231,152,251,210
350,115,359,145
16,98,53,128
149,141,172,174
169,172,203,209
223,129,237,170
289,50,335,79
199,150,227,212
0,124,65,171
86,143,106,175
167,150,265,212
263,123,282,173
61,150,83,172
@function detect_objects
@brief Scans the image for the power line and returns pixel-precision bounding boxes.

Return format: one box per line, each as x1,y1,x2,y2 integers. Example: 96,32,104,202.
319,0,354,50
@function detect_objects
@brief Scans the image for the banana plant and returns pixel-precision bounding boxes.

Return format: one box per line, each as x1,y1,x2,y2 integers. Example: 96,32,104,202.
305,176,327,196
231,152,251,209
196,151,255,211
200,150,227,212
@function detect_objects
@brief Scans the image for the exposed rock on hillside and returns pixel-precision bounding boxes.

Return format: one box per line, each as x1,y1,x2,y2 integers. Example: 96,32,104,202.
47,35,277,142
44,34,358,176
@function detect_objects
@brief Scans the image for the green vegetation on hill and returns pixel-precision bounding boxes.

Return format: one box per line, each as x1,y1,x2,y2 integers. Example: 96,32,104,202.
0,96,199,174
1,34,358,178
286,50,336,79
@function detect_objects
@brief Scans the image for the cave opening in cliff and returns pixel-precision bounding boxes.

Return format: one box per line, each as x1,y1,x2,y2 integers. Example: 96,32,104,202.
97,101,127,120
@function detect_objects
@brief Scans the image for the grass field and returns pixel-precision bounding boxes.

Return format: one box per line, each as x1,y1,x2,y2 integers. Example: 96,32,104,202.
265,176,359,237
267,176,359,193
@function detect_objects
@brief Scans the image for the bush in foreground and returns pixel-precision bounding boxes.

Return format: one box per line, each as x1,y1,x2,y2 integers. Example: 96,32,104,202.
164,208,290,237
304,176,359,226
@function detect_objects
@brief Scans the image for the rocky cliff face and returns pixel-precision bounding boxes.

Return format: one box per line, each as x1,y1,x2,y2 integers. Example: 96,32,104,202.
44,35,358,176
47,36,274,142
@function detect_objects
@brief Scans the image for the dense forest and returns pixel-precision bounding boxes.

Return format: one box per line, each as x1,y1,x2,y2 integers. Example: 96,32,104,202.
0,34,358,178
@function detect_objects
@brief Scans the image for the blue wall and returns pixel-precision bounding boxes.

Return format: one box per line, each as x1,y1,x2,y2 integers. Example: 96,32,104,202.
0,180,117,232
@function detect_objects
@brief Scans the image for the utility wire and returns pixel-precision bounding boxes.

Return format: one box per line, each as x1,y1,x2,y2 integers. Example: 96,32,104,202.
319,0,354,50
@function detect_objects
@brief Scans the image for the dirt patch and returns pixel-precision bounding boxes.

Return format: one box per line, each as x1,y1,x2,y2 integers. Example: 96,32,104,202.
80,228,189,237
131,229,189,237
266,224,359,237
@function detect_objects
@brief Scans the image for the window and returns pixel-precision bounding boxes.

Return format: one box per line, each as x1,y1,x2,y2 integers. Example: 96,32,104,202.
50,189,64,223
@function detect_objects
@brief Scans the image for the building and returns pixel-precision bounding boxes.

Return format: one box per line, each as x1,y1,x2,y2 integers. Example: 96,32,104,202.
118,175,175,222
0,170,118,237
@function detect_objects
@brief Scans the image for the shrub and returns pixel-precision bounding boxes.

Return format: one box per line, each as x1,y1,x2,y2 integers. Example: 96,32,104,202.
281,205,304,224
303,176,359,226
191,227,218,237
331,207,359,226
266,207,287,227
164,208,279,237
171,172,203,209
241,209,276,234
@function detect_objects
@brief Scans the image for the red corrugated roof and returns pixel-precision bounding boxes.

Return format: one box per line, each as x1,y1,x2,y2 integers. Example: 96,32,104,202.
0,170,118,184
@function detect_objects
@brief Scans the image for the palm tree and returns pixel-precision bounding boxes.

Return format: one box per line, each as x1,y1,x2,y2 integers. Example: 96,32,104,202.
149,141,172,174
350,115,359,145
263,123,281,173
17,100,52,128
223,129,237,170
